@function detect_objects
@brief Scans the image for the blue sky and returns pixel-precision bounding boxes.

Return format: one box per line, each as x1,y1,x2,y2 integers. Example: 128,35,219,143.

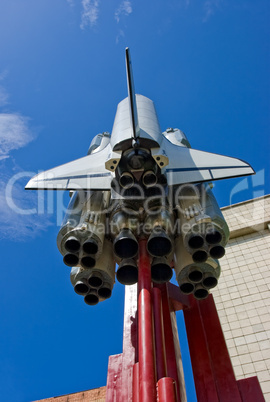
0,1,269,401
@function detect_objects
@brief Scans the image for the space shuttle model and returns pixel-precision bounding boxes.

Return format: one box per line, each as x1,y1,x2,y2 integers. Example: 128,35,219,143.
26,48,254,305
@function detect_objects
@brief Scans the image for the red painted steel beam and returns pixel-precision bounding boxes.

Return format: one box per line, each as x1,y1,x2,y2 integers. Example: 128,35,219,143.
237,376,265,402
198,295,242,402
138,239,156,402
157,377,177,401
157,283,182,402
132,362,140,402
167,282,191,311
121,284,138,401
152,287,167,380
105,353,123,402
183,298,219,402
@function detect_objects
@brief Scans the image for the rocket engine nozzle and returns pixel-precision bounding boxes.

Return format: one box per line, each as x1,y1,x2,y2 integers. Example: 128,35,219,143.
193,285,209,300
147,227,172,257
119,172,135,189
202,273,218,289
98,282,112,299
188,268,203,283
174,235,221,299
84,289,99,306
74,280,89,295
57,191,109,268
116,258,138,285
151,257,173,284
142,170,157,187
205,230,222,245
63,253,79,267
114,228,138,259
80,255,96,269
209,245,225,259
179,282,195,295
192,249,208,263
65,236,81,253
88,271,103,288
188,235,204,249
82,238,99,255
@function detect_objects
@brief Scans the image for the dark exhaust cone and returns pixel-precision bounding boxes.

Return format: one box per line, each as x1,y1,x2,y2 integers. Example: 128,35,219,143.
116,258,138,285
83,238,99,255
142,170,157,187
202,274,218,289
65,236,80,253
209,245,225,259
119,172,134,189
192,249,208,263
194,285,209,300
151,257,173,284
147,227,172,257
84,290,99,306
88,271,103,288
179,282,194,295
188,268,203,283
63,253,79,267
188,235,204,249
81,256,95,269
98,282,112,299
74,280,89,295
205,230,222,245
114,229,138,259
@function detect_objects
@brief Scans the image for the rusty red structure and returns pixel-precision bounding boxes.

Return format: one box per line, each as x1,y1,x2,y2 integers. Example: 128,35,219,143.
105,240,265,402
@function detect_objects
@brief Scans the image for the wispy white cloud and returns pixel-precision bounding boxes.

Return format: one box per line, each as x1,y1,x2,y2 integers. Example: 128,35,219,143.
0,71,9,107
0,70,9,81
0,82,51,240
115,0,132,23
80,0,100,29
203,0,222,22
0,168,52,241
0,113,34,161
0,86,9,107
116,29,125,44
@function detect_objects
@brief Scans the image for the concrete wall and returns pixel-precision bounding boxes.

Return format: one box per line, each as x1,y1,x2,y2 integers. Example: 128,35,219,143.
212,195,270,401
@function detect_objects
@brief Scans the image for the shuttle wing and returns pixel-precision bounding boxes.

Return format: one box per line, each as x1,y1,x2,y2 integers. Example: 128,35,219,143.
163,140,255,186
25,145,113,190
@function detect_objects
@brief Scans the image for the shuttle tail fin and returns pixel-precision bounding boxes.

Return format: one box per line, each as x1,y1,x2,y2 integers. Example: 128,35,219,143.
125,47,140,142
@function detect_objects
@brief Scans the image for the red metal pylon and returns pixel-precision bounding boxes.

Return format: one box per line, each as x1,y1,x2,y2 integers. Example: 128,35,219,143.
105,240,265,401
106,239,181,402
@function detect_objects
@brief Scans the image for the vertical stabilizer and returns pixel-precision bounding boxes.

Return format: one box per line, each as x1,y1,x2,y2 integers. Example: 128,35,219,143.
125,47,140,141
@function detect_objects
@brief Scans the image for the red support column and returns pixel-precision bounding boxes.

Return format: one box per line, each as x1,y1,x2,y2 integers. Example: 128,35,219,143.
158,283,182,402
132,362,140,402
138,239,156,402
237,376,265,402
122,284,138,402
198,295,242,402
183,298,219,402
157,377,177,402
152,287,167,380
105,354,123,402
